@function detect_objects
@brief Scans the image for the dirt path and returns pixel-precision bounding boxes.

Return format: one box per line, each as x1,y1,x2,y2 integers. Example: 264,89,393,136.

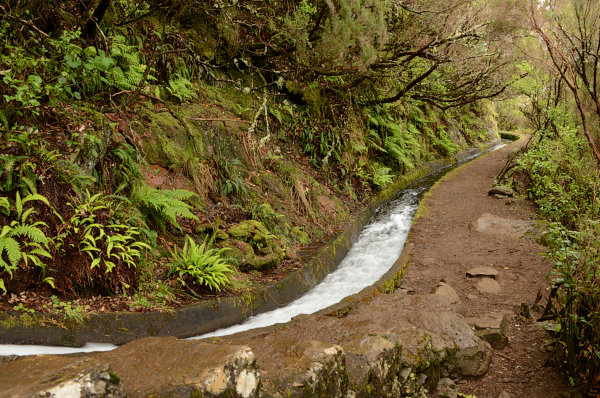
402,138,570,397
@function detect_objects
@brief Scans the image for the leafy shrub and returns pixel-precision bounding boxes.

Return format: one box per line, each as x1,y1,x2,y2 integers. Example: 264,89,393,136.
168,236,233,293
0,193,53,293
516,125,599,227
543,222,600,389
513,120,600,391
55,191,149,292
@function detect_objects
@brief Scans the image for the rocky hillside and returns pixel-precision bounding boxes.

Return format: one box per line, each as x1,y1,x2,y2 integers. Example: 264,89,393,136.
0,0,512,316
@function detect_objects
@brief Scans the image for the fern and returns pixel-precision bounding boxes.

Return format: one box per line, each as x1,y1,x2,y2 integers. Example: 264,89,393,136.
167,72,196,102
0,193,52,282
169,235,233,292
109,35,153,90
132,185,199,232
372,163,394,188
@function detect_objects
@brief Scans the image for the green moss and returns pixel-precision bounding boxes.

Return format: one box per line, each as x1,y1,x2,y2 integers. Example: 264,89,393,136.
290,226,310,245
379,254,410,294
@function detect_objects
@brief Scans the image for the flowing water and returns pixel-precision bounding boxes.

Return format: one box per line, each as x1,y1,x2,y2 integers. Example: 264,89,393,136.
0,143,504,356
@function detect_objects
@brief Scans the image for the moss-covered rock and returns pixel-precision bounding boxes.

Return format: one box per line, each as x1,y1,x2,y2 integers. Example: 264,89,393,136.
290,227,310,245
221,235,285,272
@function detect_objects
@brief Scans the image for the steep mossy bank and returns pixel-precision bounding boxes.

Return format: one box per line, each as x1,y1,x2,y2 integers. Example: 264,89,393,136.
0,1,501,326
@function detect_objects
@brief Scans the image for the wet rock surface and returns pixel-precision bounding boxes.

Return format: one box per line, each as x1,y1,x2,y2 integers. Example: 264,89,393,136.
0,294,491,397
0,356,124,398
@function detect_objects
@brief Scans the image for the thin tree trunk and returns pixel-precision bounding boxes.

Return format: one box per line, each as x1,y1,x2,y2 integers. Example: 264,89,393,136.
83,0,111,40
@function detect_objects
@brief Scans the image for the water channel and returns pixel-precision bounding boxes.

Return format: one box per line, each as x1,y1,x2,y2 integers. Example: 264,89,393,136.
0,143,505,356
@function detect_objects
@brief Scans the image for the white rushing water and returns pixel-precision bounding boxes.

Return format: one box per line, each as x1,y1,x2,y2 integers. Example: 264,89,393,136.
0,142,506,356
192,187,424,339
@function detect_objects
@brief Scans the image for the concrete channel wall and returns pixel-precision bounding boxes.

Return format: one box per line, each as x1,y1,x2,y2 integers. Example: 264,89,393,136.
0,141,499,347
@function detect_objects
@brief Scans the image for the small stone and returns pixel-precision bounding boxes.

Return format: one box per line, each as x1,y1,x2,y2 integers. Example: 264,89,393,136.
467,312,506,330
436,377,458,398
432,282,460,303
488,186,514,197
536,321,559,333
475,329,508,350
498,391,512,398
400,367,412,382
466,266,500,278
467,293,478,300
475,277,501,294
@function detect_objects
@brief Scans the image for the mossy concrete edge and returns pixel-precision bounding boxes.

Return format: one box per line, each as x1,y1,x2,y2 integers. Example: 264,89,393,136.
0,143,497,347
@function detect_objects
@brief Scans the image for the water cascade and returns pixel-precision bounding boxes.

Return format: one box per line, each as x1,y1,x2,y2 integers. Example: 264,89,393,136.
0,143,504,356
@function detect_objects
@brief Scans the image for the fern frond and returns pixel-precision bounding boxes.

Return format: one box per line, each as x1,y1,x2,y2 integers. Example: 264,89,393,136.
9,225,49,246
0,197,9,214
0,236,21,268
132,185,199,231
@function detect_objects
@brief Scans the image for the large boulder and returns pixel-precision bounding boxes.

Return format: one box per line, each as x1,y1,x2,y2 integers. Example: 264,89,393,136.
0,356,124,398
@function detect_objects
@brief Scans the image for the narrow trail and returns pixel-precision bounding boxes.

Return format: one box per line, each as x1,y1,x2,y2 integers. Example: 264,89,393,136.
402,137,570,397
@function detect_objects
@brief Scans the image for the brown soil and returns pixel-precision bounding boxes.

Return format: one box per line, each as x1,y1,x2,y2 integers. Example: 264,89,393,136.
402,137,572,397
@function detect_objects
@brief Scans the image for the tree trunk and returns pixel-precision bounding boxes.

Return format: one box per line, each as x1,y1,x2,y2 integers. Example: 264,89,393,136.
83,0,111,40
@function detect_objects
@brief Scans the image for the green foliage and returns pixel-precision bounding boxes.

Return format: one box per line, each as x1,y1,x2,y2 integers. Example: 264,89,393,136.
48,295,87,324
368,107,422,173
284,0,389,73
516,125,599,227
251,202,286,234
168,235,233,292
0,193,53,292
167,72,196,102
372,163,394,188
56,191,150,274
513,113,600,391
543,221,600,389
214,159,247,198
132,185,200,232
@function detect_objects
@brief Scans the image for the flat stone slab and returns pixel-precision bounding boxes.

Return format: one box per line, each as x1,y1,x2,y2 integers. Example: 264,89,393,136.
467,266,500,279
467,312,507,330
488,186,514,197
467,312,509,349
475,277,501,294
472,213,536,239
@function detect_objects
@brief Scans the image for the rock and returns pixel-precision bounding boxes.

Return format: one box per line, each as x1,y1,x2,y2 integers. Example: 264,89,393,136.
498,391,512,398
432,282,460,303
226,220,286,270
467,313,509,349
94,337,260,398
488,186,514,197
290,226,310,245
260,340,347,398
431,282,465,314
454,340,493,376
0,356,124,398
475,329,508,350
213,228,229,240
229,220,269,242
221,237,285,271
472,213,536,239
436,377,458,398
475,277,501,294
468,312,507,330
341,332,430,397
466,266,499,279
536,321,560,333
